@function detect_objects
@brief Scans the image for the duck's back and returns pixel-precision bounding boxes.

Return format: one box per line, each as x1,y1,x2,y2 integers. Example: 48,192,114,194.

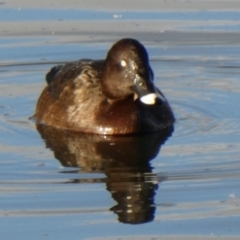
35,60,108,132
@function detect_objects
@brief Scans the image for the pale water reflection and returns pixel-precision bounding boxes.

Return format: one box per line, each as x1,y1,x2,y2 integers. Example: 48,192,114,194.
1,1,240,239
1,36,240,239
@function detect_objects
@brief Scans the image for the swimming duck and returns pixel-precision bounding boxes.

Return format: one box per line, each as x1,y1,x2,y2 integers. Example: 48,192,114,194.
34,38,174,135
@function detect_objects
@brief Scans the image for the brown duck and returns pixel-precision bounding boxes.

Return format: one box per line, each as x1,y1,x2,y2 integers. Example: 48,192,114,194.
34,38,174,135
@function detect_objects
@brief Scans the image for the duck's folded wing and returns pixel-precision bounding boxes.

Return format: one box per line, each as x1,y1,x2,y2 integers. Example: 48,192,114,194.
45,60,104,100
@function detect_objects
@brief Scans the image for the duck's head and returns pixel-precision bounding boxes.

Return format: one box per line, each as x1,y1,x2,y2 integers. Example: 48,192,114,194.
101,38,165,105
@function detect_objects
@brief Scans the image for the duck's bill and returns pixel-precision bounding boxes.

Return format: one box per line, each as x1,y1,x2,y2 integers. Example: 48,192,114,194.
133,76,165,105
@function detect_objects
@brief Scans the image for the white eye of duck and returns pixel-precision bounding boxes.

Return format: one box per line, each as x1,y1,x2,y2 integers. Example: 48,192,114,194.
120,60,127,67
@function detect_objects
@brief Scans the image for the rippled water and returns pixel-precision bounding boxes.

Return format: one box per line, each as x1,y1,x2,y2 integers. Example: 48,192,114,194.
1,3,240,240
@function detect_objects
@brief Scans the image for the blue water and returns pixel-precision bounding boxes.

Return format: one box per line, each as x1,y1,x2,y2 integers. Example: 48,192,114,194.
0,5,240,240
1,8,240,22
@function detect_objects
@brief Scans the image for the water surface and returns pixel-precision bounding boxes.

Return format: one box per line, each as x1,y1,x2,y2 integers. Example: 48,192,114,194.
0,2,240,240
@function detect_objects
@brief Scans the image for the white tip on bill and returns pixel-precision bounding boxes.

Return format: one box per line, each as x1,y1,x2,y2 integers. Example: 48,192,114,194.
140,93,158,105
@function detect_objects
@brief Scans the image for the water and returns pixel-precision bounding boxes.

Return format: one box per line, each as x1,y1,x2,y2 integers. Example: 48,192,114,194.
1,2,240,239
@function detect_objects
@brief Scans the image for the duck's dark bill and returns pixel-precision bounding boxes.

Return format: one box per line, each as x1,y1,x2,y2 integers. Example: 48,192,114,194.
132,74,165,105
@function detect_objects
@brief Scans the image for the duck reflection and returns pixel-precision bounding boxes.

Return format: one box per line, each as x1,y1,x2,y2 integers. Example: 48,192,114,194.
36,124,173,224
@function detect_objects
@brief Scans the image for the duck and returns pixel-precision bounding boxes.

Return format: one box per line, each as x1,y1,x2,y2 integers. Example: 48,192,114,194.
34,38,174,135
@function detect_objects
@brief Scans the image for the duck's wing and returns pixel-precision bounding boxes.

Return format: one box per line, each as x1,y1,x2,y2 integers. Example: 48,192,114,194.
45,59,104,98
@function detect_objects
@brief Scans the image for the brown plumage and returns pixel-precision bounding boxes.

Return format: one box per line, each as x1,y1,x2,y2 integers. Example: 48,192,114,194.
34,39,174,135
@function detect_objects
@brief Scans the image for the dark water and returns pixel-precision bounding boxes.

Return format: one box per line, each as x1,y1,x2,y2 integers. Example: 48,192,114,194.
1,6,240,240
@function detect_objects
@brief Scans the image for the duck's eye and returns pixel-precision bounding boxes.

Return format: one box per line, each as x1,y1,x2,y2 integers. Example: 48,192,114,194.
120,60,127,67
